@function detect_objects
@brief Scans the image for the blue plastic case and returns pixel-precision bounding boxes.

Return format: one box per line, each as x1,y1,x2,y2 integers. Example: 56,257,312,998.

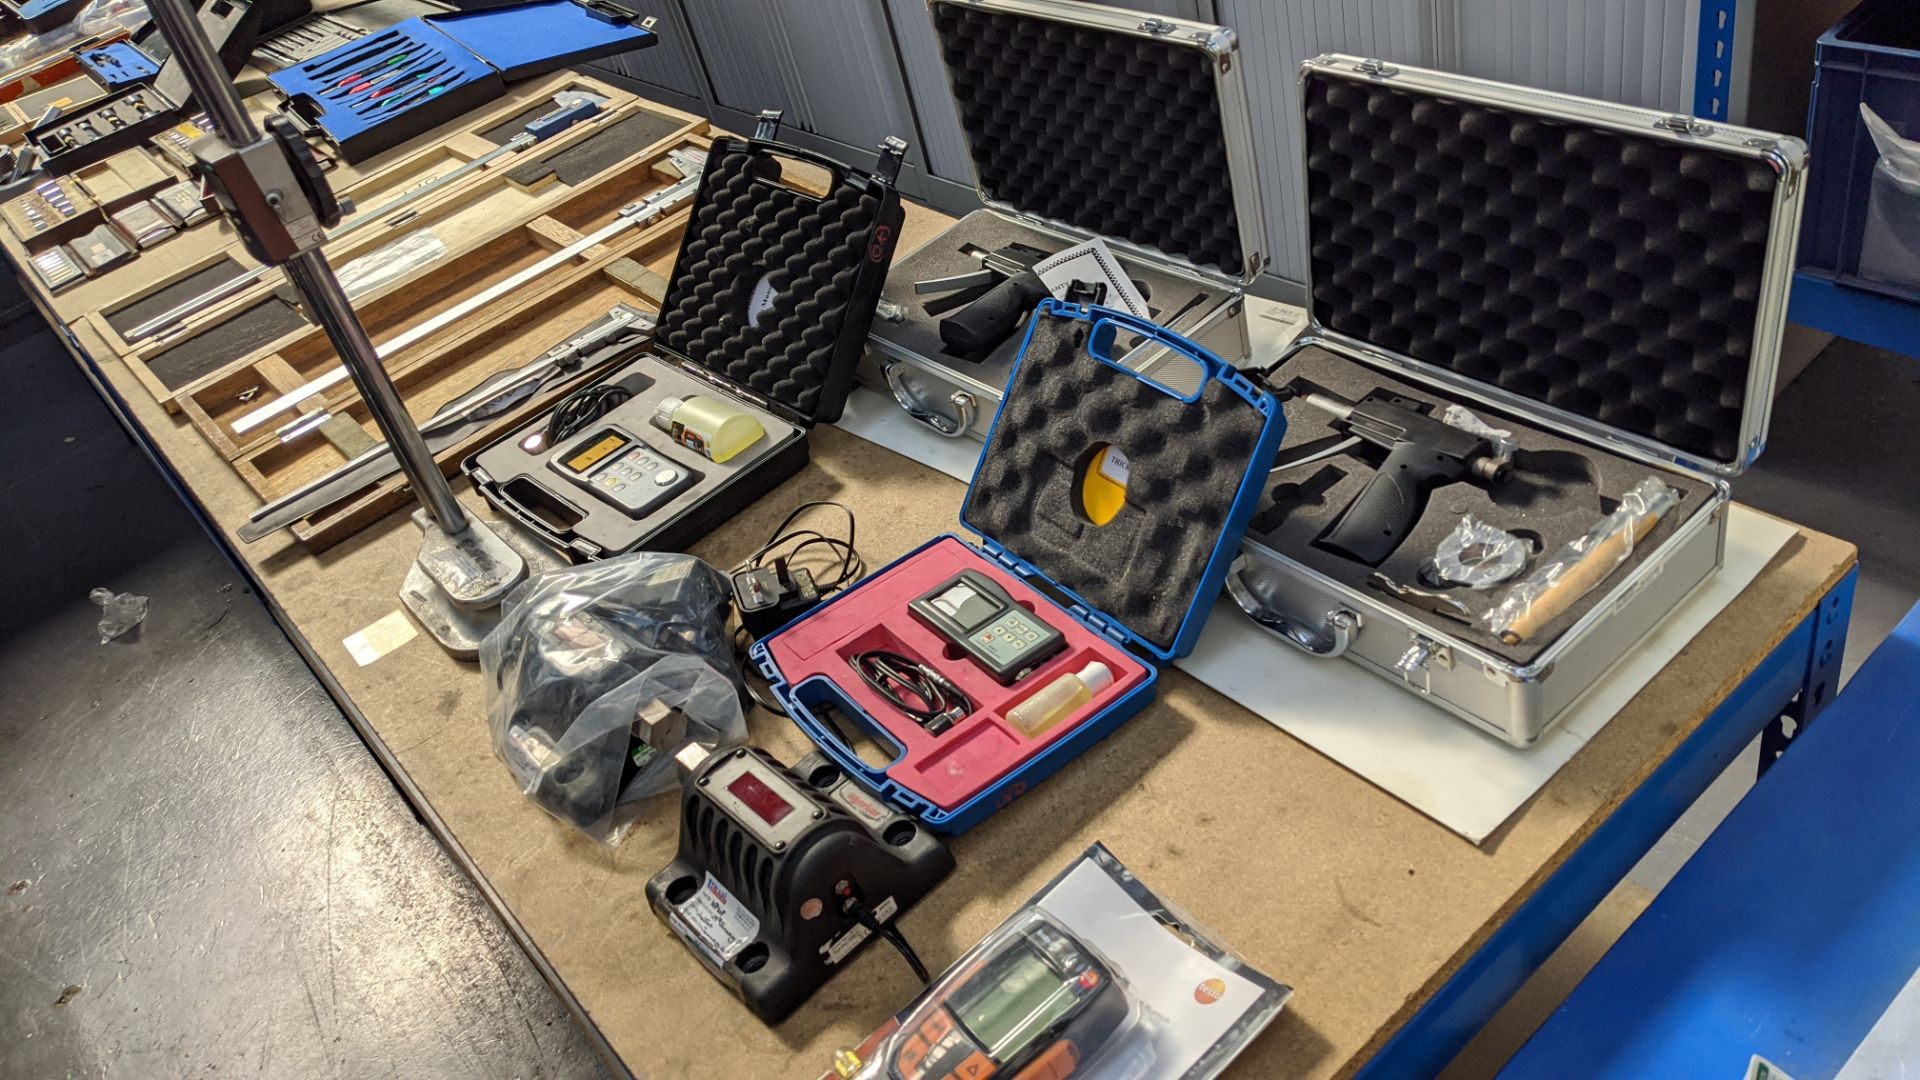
752,301,1285,832
269,1,654,163
76,44,160,89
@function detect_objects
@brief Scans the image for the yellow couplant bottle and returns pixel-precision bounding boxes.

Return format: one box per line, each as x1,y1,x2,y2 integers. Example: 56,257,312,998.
652,395,766,464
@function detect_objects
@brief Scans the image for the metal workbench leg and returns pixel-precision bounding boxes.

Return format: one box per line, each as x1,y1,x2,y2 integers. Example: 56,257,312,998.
1758,574,1855,778
1358,566,1860,1079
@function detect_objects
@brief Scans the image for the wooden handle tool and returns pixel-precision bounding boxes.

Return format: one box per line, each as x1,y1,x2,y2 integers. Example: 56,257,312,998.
1497,499,1671,645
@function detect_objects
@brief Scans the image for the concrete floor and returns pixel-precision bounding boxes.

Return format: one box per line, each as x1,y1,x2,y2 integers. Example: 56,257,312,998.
0,302,610,1077
1,260,1914,1078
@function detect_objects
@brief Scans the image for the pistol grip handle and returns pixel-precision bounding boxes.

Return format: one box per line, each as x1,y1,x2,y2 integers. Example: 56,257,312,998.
939,270,1048,354
1316,442,1457,566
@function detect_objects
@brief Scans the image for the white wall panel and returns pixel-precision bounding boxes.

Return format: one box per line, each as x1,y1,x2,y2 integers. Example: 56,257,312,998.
1218,0,1425,284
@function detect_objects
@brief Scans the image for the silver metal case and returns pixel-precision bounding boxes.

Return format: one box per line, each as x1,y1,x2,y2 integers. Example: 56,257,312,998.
1230,55,1807,747
863,0,1268,439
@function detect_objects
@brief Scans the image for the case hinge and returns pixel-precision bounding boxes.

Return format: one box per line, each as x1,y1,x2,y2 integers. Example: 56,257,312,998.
677,358,774,415
1138,17,1177,34
1355,58,1398,78
753,109,784,141
1655,114,1712,136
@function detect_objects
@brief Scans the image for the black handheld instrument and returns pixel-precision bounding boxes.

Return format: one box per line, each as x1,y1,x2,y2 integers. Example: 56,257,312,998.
1273,382,1511,566
646,747,953,1024
914,243,1050,355
909,570,1066,685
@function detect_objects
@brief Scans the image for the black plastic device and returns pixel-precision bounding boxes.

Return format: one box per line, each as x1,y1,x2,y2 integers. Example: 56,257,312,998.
646,747,953,1023
732,559,819,639
908,570,1065,685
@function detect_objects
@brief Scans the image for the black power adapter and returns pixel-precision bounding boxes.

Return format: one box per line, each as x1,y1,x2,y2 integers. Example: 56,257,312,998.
732,557,821,639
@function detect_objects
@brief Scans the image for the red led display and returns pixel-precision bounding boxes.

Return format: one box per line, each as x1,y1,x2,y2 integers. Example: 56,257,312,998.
727,770,794,826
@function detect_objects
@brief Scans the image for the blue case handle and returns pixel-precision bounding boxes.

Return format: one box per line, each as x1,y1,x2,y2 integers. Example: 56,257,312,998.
1042,299,1222,404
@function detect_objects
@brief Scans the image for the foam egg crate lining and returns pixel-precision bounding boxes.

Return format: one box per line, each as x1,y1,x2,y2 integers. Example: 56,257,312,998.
929,2,1247,279
655,145,885,422
963,312,1269,650
1303,72,1782,465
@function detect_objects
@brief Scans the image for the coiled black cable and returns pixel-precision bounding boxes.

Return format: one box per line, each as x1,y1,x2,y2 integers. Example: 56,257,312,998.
849,650,972,735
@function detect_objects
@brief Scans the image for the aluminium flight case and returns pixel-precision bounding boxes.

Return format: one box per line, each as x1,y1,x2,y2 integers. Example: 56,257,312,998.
863,0,1268,440
462,120,907,560
1226,55,1808,747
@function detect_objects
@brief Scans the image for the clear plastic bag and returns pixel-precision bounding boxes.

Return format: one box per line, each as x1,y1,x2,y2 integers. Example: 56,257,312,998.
1859,103,1920,294
830,844,1289,1080
1484,477,1679,644
89,587,147,643
1440,403,1518,459
0,0,150,85
337,229,448,300
1433,515,1529,589
478,552,743,844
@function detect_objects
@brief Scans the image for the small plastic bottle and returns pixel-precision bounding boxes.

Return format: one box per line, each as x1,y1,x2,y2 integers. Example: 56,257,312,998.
1007,661,1114,738
653,395,765,463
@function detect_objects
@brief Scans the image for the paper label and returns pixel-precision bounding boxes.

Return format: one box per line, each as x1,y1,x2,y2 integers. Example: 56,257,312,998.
1032,238,1152,321
1746,1055,1795,1080
1097,446,1131,486
671,873,761,964
822,895,897,965
342,610,418,667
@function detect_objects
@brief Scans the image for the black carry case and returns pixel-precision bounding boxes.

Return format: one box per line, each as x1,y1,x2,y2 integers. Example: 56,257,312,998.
464,115,907,560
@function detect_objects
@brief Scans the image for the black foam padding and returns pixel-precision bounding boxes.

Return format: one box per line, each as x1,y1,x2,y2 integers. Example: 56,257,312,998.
144,294,306,391
104,257,249,337
1254,344,1714,663
965,311,1267,650
929,3,1245,279
876,209,1220,387
504,110,685,189
654,140,899,425
1303,71,1781,465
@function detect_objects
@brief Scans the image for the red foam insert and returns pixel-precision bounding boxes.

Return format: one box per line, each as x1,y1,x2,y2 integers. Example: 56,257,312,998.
766,536,1148,811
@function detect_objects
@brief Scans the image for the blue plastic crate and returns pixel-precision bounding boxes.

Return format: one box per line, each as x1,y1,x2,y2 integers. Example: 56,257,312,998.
1800,0,1920,304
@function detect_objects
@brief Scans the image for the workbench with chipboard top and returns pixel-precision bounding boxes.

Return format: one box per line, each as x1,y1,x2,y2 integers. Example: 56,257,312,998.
16,95,1861,1080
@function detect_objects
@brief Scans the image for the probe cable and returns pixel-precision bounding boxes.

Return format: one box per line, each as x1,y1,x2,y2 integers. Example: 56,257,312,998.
849,650,972,735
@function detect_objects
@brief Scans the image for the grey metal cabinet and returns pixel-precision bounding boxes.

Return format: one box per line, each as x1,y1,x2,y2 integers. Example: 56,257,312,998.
689,0,937,196
588,0,712,112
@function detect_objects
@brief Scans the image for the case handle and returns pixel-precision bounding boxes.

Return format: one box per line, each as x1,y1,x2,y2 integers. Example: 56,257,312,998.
1224,554,1361,659
884,359,976,438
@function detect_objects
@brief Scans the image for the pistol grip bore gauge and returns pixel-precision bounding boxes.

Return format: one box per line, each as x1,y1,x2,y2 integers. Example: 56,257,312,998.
909,570,1066,685
145,0,563,659
647,745,953,1024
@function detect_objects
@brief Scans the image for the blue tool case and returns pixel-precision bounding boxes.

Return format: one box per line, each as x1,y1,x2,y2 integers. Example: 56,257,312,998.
269,0,655,163
753,301,1285,833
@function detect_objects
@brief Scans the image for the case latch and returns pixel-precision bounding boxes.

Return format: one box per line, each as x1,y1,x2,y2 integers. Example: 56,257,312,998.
1355,58,1398,78
753,109,784,141
1395,635,1452,693
1655,114,1712,136
874,135,907,185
